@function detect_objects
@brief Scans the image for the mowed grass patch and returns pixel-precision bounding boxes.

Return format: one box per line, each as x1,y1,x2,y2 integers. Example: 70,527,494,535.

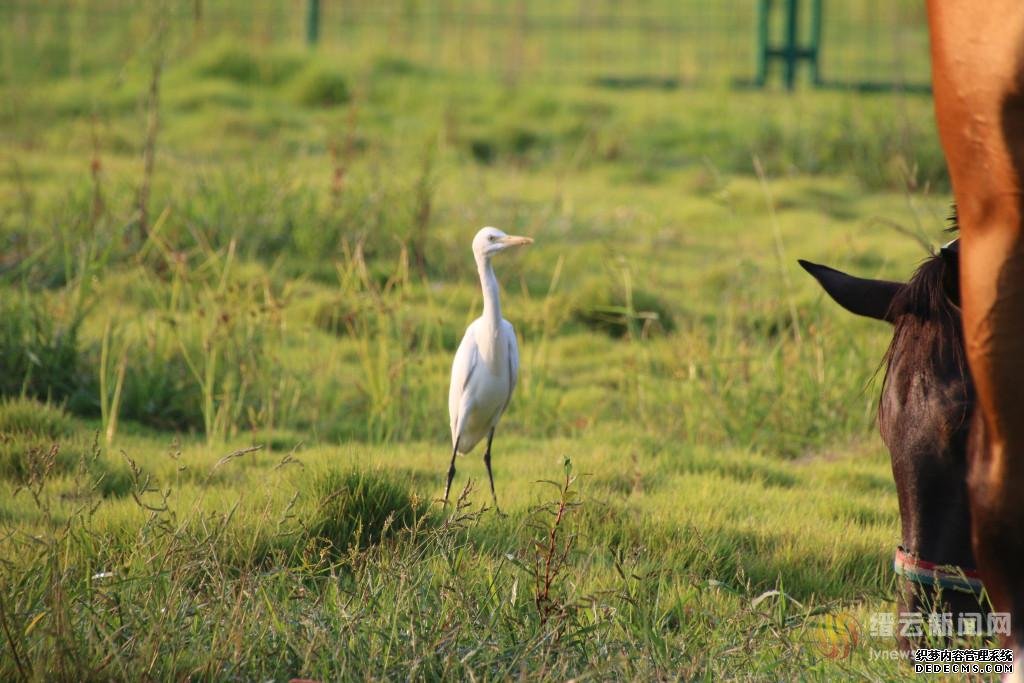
0,428,913,680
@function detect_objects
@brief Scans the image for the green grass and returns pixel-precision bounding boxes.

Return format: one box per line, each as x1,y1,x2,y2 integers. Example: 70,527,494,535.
0,12,996,682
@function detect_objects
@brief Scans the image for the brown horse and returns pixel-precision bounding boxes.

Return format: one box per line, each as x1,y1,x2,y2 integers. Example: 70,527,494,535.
927,1,1024,667
800,241,986,650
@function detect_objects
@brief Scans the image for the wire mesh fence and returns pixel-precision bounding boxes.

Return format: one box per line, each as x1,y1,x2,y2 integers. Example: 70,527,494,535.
1,1,929,90
818,1,929,90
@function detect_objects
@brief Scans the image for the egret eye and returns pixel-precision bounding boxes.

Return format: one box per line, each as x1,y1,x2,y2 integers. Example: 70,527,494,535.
489,235,497,242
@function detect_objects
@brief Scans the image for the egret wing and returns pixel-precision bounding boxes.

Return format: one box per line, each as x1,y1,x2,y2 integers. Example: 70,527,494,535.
449,325,479,443
501,320,519,414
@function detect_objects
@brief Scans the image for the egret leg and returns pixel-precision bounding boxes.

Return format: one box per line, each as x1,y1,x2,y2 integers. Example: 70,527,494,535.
483,428,501,514
443,440,459,508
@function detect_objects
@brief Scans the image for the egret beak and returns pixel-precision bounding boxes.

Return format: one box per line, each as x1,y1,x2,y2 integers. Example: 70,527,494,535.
499,235,533,247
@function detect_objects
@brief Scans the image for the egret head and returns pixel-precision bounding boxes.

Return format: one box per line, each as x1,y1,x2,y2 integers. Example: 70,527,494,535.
472,226,533,261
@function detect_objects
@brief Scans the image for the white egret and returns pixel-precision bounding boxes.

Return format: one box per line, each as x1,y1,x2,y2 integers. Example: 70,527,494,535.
444,226,533,512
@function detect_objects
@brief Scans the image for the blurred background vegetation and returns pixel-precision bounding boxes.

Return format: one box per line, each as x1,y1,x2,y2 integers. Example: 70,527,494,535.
2,1,930,87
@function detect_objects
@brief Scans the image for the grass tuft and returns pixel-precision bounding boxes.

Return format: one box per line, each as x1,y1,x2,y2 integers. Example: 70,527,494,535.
572,280,676,339
0,296,84,405
308,468,431,554
0,397,74,438
188,37,304,86
286,62,350,108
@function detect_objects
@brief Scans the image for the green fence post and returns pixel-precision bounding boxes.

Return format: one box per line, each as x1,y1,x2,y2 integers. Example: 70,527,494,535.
756,0,771,86
783,0,799,90
307,0,321,46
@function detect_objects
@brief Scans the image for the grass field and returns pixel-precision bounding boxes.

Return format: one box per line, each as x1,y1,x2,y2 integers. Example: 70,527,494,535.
0,4,993,681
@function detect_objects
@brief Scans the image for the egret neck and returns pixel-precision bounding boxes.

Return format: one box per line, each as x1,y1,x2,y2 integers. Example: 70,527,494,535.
476,253,504,370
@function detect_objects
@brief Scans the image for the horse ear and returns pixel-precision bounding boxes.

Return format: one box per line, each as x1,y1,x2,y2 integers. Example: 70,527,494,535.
798,259,903,323
940,239,960,307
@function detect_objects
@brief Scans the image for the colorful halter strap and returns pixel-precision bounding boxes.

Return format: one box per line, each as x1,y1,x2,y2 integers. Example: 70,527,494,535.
894,546,984,595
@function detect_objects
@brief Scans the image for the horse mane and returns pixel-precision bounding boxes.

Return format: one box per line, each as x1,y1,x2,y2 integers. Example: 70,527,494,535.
947,203,959,233
881,207,970,426
887,254,959,331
